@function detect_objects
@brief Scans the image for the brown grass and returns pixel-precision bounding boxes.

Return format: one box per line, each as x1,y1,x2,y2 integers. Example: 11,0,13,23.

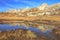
0,15,60,21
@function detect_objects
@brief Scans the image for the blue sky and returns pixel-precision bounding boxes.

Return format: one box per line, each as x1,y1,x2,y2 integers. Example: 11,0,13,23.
0,0,60,12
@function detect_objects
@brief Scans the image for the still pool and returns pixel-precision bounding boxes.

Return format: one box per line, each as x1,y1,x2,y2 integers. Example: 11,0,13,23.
0,24,56,39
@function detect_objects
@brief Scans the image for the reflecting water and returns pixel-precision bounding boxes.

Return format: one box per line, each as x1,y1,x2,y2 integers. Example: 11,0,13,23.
0,24,56,38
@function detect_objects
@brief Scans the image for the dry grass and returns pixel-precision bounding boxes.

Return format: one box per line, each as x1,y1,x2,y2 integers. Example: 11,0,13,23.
0,15,60,21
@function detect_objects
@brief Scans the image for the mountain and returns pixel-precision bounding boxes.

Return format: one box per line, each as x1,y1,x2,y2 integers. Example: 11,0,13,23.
37,3,48,10
4,3,60,16
45,3,60,15
22,7,30,12
6,9,17,13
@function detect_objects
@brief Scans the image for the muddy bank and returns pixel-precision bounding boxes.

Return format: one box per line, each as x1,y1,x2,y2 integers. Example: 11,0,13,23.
0,19,60,26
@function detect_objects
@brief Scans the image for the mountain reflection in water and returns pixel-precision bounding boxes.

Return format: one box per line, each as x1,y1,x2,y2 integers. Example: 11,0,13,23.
0,24,56,38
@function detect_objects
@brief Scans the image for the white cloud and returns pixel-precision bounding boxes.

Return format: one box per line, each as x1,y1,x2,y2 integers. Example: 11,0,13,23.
13,0,39,7
21,1,39,7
